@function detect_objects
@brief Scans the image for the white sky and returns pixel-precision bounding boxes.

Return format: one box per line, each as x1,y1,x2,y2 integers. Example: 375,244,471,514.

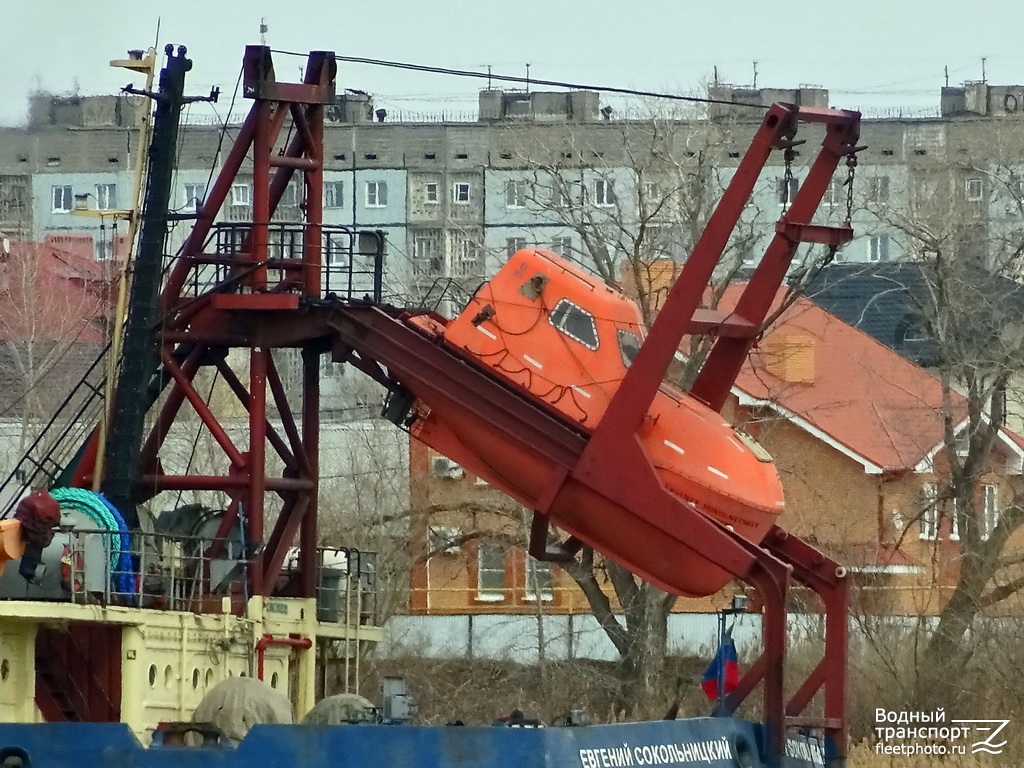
4,0,1023,125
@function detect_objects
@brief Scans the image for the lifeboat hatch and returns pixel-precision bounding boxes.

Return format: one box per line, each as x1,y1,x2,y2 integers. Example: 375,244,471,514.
519,273,548,300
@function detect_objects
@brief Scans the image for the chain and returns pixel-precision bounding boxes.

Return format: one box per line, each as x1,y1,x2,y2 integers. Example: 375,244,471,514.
782,148,796,214
844,152,858,224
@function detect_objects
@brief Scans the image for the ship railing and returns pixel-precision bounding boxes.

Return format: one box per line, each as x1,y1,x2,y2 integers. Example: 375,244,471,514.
182,223,385,303
61,530,378,624
314,546,378,627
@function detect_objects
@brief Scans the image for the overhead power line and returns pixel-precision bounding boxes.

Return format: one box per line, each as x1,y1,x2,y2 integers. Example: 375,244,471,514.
269,50,769,111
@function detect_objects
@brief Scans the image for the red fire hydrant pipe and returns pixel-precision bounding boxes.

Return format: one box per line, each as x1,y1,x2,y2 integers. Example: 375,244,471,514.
255,633,313,681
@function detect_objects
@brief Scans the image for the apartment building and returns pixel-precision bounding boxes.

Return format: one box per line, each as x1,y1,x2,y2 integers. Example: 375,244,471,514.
3,80,1023,296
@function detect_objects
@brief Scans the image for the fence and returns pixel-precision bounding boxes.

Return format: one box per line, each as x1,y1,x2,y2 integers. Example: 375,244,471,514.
382,612,767,662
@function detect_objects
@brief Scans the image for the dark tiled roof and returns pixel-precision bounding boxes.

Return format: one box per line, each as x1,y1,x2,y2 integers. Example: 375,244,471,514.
800,263,939,365
801,262,1024,368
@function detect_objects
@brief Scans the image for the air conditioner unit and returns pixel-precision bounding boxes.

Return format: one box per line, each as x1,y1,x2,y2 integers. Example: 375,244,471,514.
428,526,462,555
430,455,465,479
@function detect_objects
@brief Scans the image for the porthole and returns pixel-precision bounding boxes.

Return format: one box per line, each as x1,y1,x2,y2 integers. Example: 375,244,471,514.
164,665,174,690
192,668,200,690
148,665,157,686
1,659,9,681
271,672,279,688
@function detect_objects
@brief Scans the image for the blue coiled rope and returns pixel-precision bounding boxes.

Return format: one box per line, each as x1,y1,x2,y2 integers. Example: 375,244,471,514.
49,488,136,594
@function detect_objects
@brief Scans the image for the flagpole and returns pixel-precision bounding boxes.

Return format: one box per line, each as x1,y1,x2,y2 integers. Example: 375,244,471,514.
715,594,750,713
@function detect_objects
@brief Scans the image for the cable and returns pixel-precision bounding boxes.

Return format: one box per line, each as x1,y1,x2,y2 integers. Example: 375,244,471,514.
205,65,244,196
269,49,769,111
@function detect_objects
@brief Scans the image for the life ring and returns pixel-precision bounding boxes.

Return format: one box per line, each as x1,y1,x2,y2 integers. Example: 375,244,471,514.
60,543,84,593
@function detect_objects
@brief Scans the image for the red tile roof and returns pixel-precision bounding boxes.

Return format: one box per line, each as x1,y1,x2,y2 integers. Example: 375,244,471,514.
0,239,112,344
721,284,970,472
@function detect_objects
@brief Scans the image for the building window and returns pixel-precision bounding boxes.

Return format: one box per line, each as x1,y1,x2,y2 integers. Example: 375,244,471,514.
950,497,961,541
920,483,938,541
428,526,463,555
867,176,890,204
452,182,471,204
324,180,344,209
594,178,616,207
966,177,984,202
869,235,890,262
95,183,118,210
982,484,999,540
413,230,443,276
824,178,843,207
505,180,527,208
184,182,206,211
477,539,506,601
52,185,73,213
452,232,481,276
551,184,568,208
551,236,572,257
95,236,113,262
549,298,599,350
778,177,799,206
280,181,300,208
525,556,553,601
230,183,251,207
641,181,661,202
424,182,439,204
326,239,348,266
506,237,526,257
366,181,388,208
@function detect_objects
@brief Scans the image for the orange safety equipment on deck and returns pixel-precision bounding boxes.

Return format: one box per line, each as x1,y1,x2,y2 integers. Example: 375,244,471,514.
0,520,24,575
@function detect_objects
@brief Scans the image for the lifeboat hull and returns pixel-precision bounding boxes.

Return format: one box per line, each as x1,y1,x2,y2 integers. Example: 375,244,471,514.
408,248,784,597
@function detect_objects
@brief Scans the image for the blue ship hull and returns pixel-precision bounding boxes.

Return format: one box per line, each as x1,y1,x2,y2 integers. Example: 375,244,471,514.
0,718,828,767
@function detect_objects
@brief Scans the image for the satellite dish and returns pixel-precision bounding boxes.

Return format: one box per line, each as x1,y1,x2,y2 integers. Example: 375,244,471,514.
1,238,9,255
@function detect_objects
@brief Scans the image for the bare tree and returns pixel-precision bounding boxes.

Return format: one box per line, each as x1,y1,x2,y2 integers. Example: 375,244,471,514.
862,119,1024,706
0,241,109,454
484,106,837,715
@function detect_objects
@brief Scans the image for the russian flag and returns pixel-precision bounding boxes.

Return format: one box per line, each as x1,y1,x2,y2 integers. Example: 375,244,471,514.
701,636,740,701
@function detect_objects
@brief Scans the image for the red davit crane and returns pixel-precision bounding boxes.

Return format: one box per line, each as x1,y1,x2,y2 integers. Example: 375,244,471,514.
70,47,861,765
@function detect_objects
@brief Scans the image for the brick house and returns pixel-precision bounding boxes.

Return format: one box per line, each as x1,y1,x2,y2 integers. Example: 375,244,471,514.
406,285,1024,617
724,284,1024,615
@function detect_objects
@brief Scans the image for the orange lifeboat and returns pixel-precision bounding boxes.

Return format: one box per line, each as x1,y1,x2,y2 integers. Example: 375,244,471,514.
410,248,784,596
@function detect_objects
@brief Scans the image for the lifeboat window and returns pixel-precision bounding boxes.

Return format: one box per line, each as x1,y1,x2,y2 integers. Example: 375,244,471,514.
618,330,641,367
549,299,599,350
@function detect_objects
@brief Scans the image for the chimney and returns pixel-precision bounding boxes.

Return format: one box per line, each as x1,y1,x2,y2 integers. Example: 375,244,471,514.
761,334,815,384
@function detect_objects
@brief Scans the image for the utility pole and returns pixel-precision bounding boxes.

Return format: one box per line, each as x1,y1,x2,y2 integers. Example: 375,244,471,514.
753,61,758,89
101,45,215,526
